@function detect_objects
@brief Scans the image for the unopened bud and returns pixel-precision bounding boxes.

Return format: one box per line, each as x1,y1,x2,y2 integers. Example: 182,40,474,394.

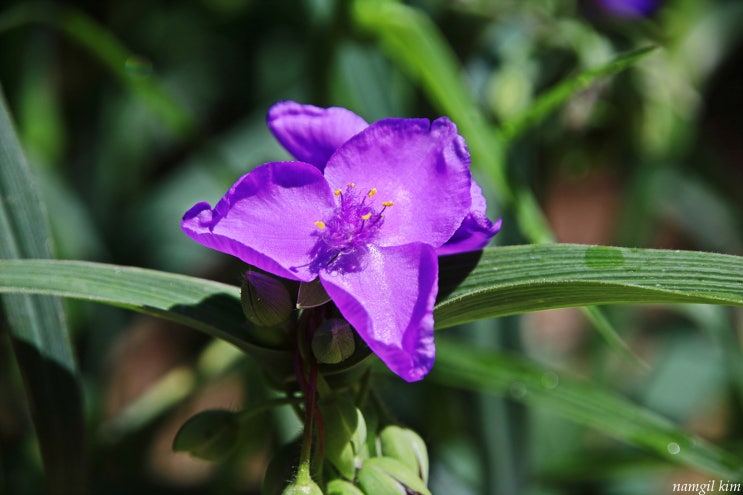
281,478,323,495
312,318,355,364
172,409,240,461
326,479,365,495
321,397,367,479
379,425,429,482
357,457,431,495
241,270,294,343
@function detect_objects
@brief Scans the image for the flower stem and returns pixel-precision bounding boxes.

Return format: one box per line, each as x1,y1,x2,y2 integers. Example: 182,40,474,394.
293,307,321,484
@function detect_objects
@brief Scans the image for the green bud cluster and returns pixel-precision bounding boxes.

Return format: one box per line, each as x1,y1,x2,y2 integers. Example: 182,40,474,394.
320,402,431,495
171,398,431,493
175,269,426,494
260,402,431,494
237,268,372,387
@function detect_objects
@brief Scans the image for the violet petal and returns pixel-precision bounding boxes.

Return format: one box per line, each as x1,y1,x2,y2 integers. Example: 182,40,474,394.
437,180,502,255
267,101,369,170
319,243,438,382
182,161,335,281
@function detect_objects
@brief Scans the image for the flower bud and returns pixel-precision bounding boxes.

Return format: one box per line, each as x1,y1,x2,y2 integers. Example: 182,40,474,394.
312,318,355,364
172,409,240,461
356,457,431,495
320,397,367,479
241,270,294,346
326,479,365,495
378,425,429,482
281,477,323,495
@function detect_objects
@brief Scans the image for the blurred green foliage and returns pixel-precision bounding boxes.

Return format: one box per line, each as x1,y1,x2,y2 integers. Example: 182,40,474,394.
1,0,743,494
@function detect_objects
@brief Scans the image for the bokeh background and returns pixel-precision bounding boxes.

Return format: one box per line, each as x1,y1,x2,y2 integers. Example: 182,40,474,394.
1,0,742,493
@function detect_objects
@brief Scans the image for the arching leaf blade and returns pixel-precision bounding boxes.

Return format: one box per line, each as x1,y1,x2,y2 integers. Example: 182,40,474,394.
0,87,87,494
435,244,743,329
500,45,659,143
432,338,743,479
0,259,245,349
0,243,741,339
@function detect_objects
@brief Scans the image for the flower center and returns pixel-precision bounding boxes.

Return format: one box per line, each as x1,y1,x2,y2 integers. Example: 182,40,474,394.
309,184,393,274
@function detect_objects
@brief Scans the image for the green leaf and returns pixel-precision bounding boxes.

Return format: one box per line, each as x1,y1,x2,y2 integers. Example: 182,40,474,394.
432,338,743,479
172,409,242,461
0,259,378,383
500,45,659,143
0,88,86,493
0,258,245,347
582,304,648,369
351,0,638,367
0,245,741,337
0,245,741,481
435,244,743,329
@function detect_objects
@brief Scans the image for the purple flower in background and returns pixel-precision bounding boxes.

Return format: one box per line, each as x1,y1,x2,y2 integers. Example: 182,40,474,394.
182,102,501,382
598,0,660,18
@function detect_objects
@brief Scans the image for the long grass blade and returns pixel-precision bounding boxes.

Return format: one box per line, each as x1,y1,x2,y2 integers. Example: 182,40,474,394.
501,45,659,143
0,87,87,494
433,338,743,479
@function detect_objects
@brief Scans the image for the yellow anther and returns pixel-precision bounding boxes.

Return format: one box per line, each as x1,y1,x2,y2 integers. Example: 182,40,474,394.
382,201,394,207
368,188,377,198
314,221,326,230
346,182,356,188
334,189,342,196
361,212,372,221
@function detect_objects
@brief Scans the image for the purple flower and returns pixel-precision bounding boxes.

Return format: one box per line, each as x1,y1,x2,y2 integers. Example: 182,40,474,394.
182,102,501,382
597,0,660,18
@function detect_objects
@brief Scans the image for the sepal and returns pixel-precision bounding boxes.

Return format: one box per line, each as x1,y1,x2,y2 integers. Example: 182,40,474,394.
297,278,331,308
